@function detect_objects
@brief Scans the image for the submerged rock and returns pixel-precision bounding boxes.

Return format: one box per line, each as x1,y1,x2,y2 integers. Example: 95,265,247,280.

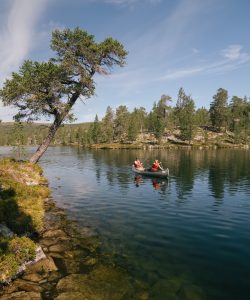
56,274,88,293
177,284,204,300
4,279,43,293
40,238,58,247
83,256,97,266
56,265,134,300
47,271,62,283
43,229,67,239
150,277,184,300
55,291,87,300
49,241,72,253
62,259,82,274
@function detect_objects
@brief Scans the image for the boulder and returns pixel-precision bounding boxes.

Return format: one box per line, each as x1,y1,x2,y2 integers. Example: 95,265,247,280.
56,274,88,293
22,273,44,283
6,279,42,293
56,265,134,300
40,238,58,247
25,257,58,274
49,243,71,253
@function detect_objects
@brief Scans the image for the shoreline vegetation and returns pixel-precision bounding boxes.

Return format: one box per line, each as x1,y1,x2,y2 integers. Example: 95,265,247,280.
0,122,249,151
0,158,49,285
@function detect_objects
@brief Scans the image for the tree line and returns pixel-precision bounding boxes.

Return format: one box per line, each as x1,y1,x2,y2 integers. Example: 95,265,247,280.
1,87,250,147
86,87,250,145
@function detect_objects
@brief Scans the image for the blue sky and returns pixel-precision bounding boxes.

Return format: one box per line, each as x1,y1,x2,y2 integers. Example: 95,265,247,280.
0,0,250,122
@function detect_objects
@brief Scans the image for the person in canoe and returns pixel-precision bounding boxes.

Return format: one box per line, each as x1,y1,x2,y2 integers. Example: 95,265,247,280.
134,158,145,170
151,159,163,172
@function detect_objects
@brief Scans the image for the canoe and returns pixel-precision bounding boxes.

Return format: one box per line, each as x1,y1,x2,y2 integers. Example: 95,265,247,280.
132,165,169,178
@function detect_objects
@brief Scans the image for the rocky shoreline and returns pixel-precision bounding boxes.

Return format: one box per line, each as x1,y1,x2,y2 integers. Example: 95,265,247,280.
1,194,144,300
89,142,250,150
0,197,102,300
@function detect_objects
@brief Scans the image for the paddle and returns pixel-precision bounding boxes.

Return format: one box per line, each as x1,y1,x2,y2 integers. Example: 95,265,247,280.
159,161,170,176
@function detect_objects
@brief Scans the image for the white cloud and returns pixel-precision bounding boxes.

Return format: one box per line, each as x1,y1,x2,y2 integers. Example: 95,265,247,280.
161,67,203,80
0,0,48,121
160,47,250,81
0,0,48,83
221,44,247,60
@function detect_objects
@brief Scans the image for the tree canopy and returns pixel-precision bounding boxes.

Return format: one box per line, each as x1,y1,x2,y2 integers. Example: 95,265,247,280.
0,27,127,163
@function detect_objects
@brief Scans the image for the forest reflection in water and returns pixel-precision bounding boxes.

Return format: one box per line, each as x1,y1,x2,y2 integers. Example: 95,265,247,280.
88,148,250,200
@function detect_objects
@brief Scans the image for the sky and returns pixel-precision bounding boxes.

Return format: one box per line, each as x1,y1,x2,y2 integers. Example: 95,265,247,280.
0,0,250,122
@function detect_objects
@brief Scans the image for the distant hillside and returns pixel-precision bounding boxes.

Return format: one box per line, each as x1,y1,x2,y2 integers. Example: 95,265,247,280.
0,122,92,146
0,121,249,149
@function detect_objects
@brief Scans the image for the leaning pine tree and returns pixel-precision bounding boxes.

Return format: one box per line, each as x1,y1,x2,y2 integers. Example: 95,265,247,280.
0,28,127,163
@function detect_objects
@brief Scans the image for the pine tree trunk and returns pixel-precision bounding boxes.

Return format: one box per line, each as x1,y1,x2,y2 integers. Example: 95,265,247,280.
29,116,62,164
29,92,80,164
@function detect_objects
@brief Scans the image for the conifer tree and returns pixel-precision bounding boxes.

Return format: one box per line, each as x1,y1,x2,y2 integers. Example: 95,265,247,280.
0,27,127,163
101,106,114,143
175,88,196,143
89,114,101,143
209,88,228,131
114,105,130,141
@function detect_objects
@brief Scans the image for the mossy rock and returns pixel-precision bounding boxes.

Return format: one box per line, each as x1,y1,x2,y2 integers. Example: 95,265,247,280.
0,237,36,283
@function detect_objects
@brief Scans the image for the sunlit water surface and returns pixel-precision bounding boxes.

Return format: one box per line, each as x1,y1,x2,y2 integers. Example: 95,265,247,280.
1,147,250,299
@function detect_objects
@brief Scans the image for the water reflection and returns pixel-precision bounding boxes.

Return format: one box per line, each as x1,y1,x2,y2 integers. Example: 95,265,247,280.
86,148,250,200
134,175,168,192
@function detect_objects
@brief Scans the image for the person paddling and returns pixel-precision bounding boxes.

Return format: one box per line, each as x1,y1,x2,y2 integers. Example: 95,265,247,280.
134,158,145,170
151,159,163,172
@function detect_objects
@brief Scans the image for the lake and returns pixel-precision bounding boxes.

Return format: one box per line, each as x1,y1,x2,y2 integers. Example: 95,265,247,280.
1,147,250,299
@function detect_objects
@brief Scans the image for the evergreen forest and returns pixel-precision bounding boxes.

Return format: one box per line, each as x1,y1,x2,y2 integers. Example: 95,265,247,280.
1,87,250,147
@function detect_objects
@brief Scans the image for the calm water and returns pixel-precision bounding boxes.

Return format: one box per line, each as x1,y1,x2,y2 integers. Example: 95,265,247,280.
1,147,250,299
